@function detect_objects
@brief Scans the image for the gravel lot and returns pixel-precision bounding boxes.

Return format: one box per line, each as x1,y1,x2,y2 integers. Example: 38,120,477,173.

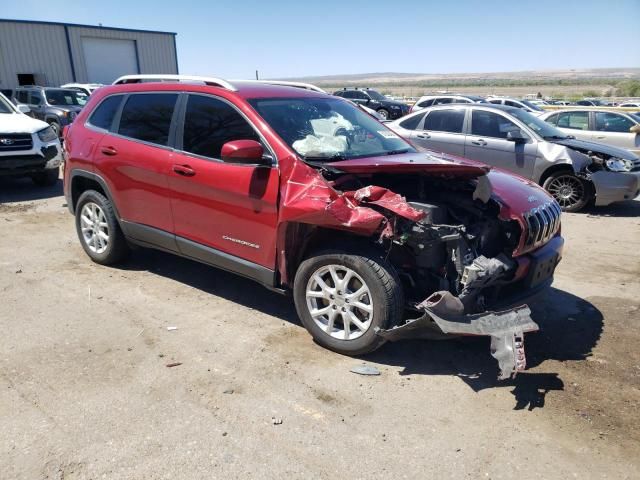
1,175,639,480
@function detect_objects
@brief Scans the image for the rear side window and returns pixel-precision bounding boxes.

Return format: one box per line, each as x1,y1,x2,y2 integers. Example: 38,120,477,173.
118,93,178,146
545,113,559,125
399,112,426,130
88,95,123,131
423,109,465,133
556,112,589,130
182,95,260,159
433,98,453,105
417,98,434,108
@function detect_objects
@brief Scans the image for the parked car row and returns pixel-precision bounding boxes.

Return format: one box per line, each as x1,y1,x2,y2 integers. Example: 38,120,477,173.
387,104,639,211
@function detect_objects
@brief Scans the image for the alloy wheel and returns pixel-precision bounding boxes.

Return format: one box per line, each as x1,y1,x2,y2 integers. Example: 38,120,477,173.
80,202,109,254
546,175,585,209
305,264,374,341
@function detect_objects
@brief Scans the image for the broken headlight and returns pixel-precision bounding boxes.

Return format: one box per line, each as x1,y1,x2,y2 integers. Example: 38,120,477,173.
605,157,633,172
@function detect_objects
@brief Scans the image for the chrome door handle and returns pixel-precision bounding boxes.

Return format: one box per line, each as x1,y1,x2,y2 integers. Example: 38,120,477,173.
595,136,606,139
416,133,431,139
471,139,487,146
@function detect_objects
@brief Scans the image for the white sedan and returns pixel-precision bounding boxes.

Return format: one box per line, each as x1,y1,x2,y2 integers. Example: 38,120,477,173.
540,109,640,155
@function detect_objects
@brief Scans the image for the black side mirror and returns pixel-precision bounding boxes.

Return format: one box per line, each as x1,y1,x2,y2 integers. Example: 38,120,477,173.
506,130,527,143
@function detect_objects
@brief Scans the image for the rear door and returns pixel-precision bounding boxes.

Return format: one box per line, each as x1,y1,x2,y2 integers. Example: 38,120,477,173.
464,109,538,177
410,108,466,156
591,112,638,150
168,93,279,269
28,91,46,120
95,92,178,239
553,111,591,141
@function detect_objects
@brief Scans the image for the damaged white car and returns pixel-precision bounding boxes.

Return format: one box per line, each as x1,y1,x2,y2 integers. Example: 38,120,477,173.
388,104,640,211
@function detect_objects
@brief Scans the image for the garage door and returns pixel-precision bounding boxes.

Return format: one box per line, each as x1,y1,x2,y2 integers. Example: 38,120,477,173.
82,37,139,84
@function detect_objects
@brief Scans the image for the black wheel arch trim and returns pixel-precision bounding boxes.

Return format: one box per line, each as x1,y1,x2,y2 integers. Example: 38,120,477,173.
67,169,121,219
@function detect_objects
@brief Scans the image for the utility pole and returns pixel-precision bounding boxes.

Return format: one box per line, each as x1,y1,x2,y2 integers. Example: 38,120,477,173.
255,70,259,80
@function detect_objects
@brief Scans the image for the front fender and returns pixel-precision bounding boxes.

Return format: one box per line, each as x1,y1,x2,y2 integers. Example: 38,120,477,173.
533,143,591,183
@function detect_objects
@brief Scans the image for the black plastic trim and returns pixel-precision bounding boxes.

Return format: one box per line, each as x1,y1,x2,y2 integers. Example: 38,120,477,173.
67,169,119,217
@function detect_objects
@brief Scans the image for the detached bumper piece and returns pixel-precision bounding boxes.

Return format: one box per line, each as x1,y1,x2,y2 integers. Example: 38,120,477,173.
376,291,539,380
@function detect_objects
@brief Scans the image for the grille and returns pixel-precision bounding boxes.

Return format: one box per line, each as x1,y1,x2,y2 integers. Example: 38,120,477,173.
0,133,33,152
523,201,562,249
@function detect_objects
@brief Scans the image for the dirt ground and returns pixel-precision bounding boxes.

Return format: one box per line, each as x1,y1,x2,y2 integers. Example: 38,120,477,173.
1,174,639,480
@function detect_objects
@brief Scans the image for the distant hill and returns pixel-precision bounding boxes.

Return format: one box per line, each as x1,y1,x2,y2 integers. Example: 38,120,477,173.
280,68,640,87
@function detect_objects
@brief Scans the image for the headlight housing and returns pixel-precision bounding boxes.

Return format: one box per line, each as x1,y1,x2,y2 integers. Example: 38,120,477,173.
37,126,58,143
605,157,633,172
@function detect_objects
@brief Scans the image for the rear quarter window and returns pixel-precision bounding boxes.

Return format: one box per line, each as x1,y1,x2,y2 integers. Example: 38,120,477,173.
117,93,178,146
399,112,426,130
88,95,123,131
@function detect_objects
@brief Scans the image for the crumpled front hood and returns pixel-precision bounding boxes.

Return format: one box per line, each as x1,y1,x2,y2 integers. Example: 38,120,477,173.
327,151,489,177
0,112,48,134
552,137,638,160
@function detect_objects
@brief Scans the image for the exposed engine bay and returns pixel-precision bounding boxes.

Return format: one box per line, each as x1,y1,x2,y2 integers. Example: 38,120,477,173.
316,169,560,379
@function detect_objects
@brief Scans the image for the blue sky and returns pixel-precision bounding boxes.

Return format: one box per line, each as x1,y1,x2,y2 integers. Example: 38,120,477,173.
4,0,640,78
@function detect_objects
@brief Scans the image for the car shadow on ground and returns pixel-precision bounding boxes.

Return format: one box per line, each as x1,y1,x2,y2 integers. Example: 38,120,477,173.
582,198,640,217
119,249,602,410
0,176,63,203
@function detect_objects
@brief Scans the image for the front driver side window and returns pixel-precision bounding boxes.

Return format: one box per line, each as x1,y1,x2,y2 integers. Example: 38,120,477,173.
182,95,260,159
471,111,522,139
594,112,634,133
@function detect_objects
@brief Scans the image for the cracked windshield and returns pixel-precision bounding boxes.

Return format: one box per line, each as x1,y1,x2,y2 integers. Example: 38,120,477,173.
248,97,415,160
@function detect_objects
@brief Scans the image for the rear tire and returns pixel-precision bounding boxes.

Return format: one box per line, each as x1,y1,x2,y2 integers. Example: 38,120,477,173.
75,190,129,265
32,167,59,187
376,108,389,120
293,247,404,356
543,171,591,212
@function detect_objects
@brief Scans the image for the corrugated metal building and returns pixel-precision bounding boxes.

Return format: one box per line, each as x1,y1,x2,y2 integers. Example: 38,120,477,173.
0,19,178,89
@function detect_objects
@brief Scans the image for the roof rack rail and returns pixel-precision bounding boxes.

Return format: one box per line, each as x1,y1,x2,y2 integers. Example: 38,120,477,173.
231,80,326,93
112,74,237,91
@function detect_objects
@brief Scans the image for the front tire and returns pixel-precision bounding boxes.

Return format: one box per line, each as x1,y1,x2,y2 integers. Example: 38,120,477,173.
32,167,59,187
75,190,129,265
293,248,404,356
543,171,591,212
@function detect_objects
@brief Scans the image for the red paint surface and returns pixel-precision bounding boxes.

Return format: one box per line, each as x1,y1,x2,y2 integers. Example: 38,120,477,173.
64,81,558,285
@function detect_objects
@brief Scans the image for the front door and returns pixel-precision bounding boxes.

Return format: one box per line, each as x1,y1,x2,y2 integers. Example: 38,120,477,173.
168,94,279,269
464,109,538,178
592,112,637,150
410,108,466,156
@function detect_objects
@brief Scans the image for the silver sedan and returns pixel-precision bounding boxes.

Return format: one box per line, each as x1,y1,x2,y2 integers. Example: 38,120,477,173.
539,108,640,156
387,104,640,212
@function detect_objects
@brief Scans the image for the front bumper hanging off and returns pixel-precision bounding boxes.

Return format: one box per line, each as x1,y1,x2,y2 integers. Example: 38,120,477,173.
375,291,540,380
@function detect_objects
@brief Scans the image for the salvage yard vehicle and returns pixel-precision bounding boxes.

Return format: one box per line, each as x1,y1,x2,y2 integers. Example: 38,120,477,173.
14,86,88,137
388,104,640,212
411,94,487,113
486,97,545,115
333,88,410,120
63,75,566,379
0,92,62,186
540,108,640,156
60,83,104,96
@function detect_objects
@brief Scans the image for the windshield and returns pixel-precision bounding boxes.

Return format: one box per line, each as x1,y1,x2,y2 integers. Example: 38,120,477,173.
45,89,88,106
248,97,415,160
520,100,544,111
0,94,14,114
508,108,569,139
366,90,387,101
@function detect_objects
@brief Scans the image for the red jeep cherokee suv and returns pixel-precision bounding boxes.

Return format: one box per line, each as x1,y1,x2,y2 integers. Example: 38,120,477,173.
64,75,564,379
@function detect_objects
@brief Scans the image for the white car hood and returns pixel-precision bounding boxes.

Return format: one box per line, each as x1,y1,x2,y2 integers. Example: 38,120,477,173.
0,113,49,134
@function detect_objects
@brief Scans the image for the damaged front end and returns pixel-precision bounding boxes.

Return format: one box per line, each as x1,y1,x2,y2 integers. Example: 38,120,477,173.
277,151,562,380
